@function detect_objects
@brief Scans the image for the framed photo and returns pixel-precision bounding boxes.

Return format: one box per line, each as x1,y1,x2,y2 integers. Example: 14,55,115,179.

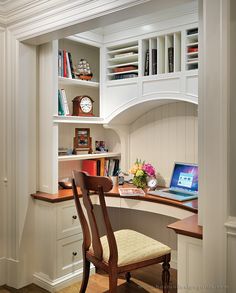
74,128,90,148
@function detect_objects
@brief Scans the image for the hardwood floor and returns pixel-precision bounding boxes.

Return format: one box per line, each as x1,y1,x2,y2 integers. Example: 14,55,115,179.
0,265,177,293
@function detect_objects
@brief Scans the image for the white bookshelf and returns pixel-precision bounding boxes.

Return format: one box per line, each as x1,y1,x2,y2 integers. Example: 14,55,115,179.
106,41,139,81
142,31,181,76
185,27,199,70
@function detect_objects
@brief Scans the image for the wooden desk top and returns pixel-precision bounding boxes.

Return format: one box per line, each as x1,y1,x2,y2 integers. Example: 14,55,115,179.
31,183,202,239
31,183,198,214
167,214,203,239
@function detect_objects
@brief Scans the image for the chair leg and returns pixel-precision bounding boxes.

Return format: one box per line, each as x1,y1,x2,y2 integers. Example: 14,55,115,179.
162,255,170,293
109,272,118,293
125,272,131,282
80,257,90,293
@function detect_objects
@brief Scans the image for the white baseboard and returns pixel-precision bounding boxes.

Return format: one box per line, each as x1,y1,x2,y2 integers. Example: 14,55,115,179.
33,266,95,293
0,257,6,285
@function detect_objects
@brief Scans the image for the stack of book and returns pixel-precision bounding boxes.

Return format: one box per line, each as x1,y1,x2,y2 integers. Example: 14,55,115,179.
58,50,75,79
58,89,70,116
82,158,120,177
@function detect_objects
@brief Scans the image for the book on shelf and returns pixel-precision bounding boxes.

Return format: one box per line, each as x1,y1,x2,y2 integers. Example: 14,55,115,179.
114,52,135,58
82,158,110,176
188,47,198,53
106,158,120,176
113,72,138,80
119,188,145,196
58,89,70,116
65,52,72,79
113,65,138,73
187,28,198,35
58,50,62,77
58,90,65,116
63,50,67,77
168,47,174,73
144,49,149,76
82,160,97,176
58,50,75,78
68,52,75,79
152,49,157,75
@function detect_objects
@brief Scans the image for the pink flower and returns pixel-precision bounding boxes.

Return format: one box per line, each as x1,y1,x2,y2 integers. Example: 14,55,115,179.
142,163,155,177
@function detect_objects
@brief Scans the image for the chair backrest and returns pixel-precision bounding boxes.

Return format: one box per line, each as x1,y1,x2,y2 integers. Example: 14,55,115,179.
72,170,118,265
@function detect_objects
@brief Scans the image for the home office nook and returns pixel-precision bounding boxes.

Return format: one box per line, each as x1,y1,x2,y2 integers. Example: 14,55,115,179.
32,1,200,291
0,0,234,292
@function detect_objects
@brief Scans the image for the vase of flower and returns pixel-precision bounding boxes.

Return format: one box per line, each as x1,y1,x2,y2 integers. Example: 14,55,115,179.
129,159,156,189
132,174,147,188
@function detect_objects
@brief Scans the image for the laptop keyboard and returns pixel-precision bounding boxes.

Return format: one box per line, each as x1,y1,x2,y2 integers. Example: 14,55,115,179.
147,189,198,202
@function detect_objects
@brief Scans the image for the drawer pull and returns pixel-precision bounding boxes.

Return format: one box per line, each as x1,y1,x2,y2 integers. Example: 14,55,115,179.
72,215,77,219
72,251,77,256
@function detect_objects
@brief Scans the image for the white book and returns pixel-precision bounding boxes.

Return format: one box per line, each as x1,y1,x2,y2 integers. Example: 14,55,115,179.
60,89,70,115
66,52,72,79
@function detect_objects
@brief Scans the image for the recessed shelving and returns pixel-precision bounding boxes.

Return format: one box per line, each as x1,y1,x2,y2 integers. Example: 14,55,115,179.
58,152,121,162
186,27,199,71
107,41,139,81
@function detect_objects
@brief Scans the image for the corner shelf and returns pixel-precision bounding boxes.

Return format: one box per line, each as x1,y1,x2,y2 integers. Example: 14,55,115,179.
58,152,121,162
58,76,99,88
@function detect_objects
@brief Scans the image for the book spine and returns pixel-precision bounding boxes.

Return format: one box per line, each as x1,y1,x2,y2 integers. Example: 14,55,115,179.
60,89,70,115
168,47,174,73
68,52,75,79
82,160,97,176
63,50,67,77
66,52,72,79
58,50,62,77
58,90,65,116
152,49,157,75
113,65,138,73
144,49,149,76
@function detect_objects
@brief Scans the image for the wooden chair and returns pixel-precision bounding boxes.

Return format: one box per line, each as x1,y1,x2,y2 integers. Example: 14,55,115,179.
72,170,171,293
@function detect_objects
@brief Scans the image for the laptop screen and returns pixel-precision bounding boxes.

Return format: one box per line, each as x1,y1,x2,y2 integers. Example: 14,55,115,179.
169,163,198,194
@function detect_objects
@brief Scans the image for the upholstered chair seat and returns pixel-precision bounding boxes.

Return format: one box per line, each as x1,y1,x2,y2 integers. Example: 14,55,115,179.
90,229,171,267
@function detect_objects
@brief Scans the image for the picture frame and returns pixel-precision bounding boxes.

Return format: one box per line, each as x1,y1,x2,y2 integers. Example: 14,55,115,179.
74,128,90,148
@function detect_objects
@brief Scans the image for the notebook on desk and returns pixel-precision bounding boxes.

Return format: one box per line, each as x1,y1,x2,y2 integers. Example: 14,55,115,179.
148,162,198,202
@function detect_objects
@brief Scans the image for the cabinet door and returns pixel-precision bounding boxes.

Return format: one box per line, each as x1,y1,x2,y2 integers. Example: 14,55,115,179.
57,234,83,277
57,203,82,239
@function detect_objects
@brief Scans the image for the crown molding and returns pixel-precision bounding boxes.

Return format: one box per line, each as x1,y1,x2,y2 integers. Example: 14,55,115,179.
0,0,90,25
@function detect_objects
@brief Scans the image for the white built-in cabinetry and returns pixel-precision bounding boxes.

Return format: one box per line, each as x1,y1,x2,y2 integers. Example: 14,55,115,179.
37,18,199,291
33,200,84,290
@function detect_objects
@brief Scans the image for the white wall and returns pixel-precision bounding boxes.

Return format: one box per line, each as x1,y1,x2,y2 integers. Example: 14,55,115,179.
129,102,198,186
0,26,6,286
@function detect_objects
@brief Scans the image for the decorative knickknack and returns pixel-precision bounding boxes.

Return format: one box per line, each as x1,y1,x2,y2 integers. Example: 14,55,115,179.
75,58,93,81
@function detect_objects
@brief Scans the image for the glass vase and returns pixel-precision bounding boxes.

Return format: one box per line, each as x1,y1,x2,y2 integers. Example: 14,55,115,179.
132,175,147,188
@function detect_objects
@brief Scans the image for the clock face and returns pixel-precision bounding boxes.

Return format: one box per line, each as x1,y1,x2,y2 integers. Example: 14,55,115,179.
80,96,92,113
147,178,158,189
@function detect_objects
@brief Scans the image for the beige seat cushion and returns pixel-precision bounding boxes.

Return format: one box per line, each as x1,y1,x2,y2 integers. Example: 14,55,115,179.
90,229,171,267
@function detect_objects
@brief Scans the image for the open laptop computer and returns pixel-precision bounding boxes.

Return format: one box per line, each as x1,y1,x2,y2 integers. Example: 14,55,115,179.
148,162,198,202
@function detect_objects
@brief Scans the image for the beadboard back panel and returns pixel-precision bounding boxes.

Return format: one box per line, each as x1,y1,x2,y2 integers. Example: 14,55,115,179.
129,102,198,186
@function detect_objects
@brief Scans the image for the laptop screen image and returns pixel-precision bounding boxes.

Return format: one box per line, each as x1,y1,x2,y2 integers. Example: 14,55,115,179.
169,163,198,195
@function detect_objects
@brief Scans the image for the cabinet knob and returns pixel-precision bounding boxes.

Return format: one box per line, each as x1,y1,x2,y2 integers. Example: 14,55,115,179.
72,215,77,219
72,251,77,256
